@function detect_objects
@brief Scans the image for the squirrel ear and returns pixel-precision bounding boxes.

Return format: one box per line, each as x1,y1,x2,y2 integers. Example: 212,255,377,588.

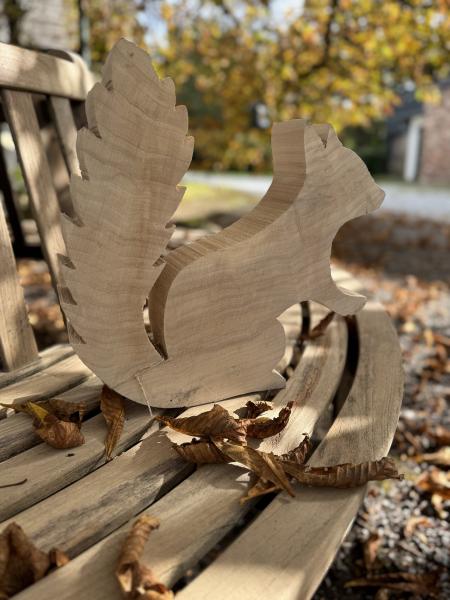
312,123,342,150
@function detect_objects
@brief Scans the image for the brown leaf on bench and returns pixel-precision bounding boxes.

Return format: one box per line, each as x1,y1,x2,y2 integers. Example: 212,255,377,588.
172,439,230,464
116,515,173,600
240,435,311,504
302,311,335,340
156,405,247,444
345,570,441,596
241,401,294,439
282,457,403,488
100,385,126,460
26,402,85,449
244,400,272,419
216,441,295,497
0,522,69,599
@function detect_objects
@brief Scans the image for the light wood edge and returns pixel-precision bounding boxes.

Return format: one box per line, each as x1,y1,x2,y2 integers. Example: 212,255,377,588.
0,344,74,388
49,96,81,176
176,303,403,600
0,42,93,100
10,308,348,600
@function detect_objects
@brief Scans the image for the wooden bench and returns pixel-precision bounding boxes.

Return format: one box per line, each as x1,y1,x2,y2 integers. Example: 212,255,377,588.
0,42,403,600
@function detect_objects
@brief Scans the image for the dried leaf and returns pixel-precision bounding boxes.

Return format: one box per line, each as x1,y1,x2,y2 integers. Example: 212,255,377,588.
26,402,85,449
0,523,69,599
240,478,280,504
215,441,295,497
156,404,246,445
244,400,272,419
279,435,311,465
101,385,126,460
242,401,294,439
172,439,229,464
429,425,450,447
116,515,173,600
302,311,335,340
283,457,403,488
403,515,432,538
363,532,381,571
345,570,441,596
413,447,450,466
415,467,450,500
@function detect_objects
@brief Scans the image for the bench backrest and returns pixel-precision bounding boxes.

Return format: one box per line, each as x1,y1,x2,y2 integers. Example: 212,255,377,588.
0,42,93,371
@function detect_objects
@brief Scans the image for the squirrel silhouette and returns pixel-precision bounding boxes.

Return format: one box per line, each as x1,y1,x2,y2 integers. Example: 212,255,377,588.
59,40,385,408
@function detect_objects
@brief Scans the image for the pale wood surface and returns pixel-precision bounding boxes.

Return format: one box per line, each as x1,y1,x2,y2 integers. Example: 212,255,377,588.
10,306,348,600
61,40,385,408
177,304,403,600
0,42,92,99
0,375,102,462
49,96,81,176
0,344,73,387
0,354,91,407
0,200,38,370
0,401,153,521
2,90,66,286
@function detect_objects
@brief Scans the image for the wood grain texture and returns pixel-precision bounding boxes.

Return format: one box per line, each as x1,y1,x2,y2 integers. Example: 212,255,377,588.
0,344,73,388
0,401,153,521
49,96,80,176
0,354,91,408
2,90,66,286
10,306,347,600
177,304,403,600
0,42,92,99
0,375,102,462
0,199,37,370
61,39,385,408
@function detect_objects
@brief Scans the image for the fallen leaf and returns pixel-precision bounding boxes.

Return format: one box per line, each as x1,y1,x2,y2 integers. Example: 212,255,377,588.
172,439,229,464
302,311,335,340
100,386,126,460
403,515,432,538
116,515,173,600
216,441,295,497
27,402,84,449
282,457,403,488
345,570,441,596
363,532,380,571
240,478,281,504
0,522,69,599
413,447,450,466
429,425,450,447
156,405,246,445
415,467,450,500
279,435,312,465
244,400,272,419
242,402,294,439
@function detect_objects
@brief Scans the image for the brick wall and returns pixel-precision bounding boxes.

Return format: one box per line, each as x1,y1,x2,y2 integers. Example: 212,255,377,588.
419,87,450,184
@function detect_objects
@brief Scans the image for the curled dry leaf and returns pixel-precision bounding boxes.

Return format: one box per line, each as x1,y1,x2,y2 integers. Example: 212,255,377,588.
279,435,312,465
363,532,381,572
345,570,441,597
216,441,295,497
0,522,69,599
244,400,272,419
243,401,294,439
172,439,229,464
415,467,450,501
413,446,450,466
116,515,173,600
100,385,126,460
156,404,247,445
403,515,432,538
27,402,85,449
302,311,335,340
282,457,403,488
240,478,281,504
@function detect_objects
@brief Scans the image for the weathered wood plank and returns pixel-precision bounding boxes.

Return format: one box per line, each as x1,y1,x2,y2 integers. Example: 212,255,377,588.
2,90,66,286
0,375,102,462
0,354,91,407
10,309,348,600
0,401,154,521
177,304,403,600
49,96,80,176
0,42,92,100
0,200,38,370
0,344,74,388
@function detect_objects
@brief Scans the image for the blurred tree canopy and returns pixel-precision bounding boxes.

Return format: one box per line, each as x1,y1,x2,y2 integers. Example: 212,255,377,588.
155,0,449,170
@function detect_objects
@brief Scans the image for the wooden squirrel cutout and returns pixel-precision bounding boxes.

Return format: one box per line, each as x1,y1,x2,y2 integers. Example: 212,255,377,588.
59,39,385,408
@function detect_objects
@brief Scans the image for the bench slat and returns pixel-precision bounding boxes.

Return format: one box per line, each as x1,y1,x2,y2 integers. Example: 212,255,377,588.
10,309,348,600
0,42,92,100
49,96,80,176
177,305,403,600
2,90,66,286
0,344,74,388
0,200,38,370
